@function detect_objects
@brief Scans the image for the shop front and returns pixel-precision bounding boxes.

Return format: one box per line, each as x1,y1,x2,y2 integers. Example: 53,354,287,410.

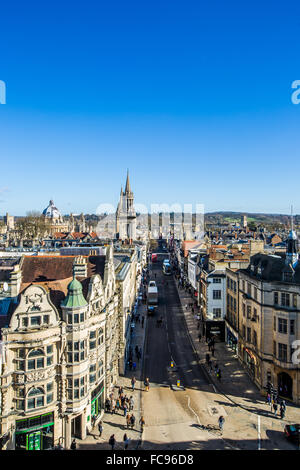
15,412,54,450
225,324,238,353
205,320,225,342
91,380,105,421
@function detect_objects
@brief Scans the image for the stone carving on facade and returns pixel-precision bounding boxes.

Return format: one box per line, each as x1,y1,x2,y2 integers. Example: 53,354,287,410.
26,371,46,382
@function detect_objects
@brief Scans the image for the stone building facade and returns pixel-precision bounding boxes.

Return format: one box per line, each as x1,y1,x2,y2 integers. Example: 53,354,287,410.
237,231,300,404
0,244,126,450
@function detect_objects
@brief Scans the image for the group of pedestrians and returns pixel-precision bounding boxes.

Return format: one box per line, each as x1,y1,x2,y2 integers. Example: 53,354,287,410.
267,393,287,419
105,387,135,415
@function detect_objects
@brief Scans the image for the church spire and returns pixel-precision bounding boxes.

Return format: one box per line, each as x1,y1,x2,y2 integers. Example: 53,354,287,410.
125,169,131,194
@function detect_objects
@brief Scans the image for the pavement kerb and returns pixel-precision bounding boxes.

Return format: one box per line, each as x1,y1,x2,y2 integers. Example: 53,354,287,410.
173,276,277,418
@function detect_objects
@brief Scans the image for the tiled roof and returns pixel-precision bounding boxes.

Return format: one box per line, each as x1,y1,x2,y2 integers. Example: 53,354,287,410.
19,255,107,310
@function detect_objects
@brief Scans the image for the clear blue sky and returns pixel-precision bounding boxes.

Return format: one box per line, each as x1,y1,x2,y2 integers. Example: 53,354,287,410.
0,0,300,216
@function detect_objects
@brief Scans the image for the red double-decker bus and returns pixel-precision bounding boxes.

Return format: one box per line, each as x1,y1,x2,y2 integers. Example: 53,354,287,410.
151,253,158,263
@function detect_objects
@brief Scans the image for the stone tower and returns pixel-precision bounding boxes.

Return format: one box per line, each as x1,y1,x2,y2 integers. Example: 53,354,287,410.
116,171,136,242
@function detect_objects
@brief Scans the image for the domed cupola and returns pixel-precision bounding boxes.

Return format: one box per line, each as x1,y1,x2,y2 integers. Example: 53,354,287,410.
43,200,63,220
62,276,87,308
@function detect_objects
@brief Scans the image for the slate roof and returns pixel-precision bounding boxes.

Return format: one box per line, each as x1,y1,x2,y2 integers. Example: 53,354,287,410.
240,252,300,284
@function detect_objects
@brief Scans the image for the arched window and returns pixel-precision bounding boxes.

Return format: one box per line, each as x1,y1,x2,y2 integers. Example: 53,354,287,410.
27,387,44,410
27,349,44,370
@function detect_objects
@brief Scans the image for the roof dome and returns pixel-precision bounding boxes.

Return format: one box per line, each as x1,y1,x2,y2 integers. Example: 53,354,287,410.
62,276,87,308
43,200,62,219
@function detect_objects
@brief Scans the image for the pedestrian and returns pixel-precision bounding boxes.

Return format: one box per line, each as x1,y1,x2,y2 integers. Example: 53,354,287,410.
273,401,278,416
70,438,76,450
92,415,96,428
217,369,221,381
206,353,210,365
98,420,103,437
145,377,150,391
129,396,134,411
108,434,116,450
142,316,144,327
130,413,136,429
197,321,200,330
128,360,133,371
123,433,130,450
211,345,215,357
214,363,218,375
126,413,131,428
139,416,145,431
116,398,120,413
111,400,116,414
119,386,124,396
266,393,271,405
133,361,137,371
131,376,136,391
198,333,202,342
280,405,285,419
218,416,225,434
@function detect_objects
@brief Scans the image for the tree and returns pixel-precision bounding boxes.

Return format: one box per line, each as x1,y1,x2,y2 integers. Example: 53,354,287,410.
16,211,48,240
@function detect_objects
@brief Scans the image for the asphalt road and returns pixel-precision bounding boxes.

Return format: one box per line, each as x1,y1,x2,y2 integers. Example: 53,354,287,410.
141,241,297,450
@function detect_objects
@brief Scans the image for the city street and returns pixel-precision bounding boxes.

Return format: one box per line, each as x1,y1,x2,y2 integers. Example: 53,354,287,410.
140,241,298,450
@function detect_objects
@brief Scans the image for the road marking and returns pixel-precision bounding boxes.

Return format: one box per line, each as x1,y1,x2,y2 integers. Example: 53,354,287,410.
258,415,261,450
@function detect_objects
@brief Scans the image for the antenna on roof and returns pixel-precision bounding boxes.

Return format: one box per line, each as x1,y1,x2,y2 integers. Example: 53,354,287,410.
291,205,294,231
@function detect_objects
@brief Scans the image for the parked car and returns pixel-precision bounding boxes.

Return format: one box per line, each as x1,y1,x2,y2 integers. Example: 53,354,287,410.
284,424,300,443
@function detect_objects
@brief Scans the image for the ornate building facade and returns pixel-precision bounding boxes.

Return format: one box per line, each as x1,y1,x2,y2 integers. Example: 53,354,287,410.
0,244,124,450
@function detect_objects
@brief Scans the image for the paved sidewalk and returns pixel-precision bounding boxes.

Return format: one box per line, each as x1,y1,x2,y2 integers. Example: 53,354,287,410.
174,278,300,425
77,296,148,450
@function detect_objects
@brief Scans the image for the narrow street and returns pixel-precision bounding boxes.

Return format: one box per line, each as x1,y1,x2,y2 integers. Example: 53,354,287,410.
141,241,297,450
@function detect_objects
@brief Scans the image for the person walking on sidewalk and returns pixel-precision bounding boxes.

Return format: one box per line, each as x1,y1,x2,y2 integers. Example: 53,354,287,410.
131,376,136,391
123,403,128,417
139,416,145,432
145,377,150,391
273,400,278,417
133,361,137,371
218,416,225,434
280,400,286,419
130,413,136,429
198,332,202,342
211,345,215,357
206,353,210,365
266,393,271,406
129,396,134,411
70,439,77,450
142,316,144,328
126,413,131,428
109,434,116,450
98,420,103,437
217,369,222,381
123,433,130,450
